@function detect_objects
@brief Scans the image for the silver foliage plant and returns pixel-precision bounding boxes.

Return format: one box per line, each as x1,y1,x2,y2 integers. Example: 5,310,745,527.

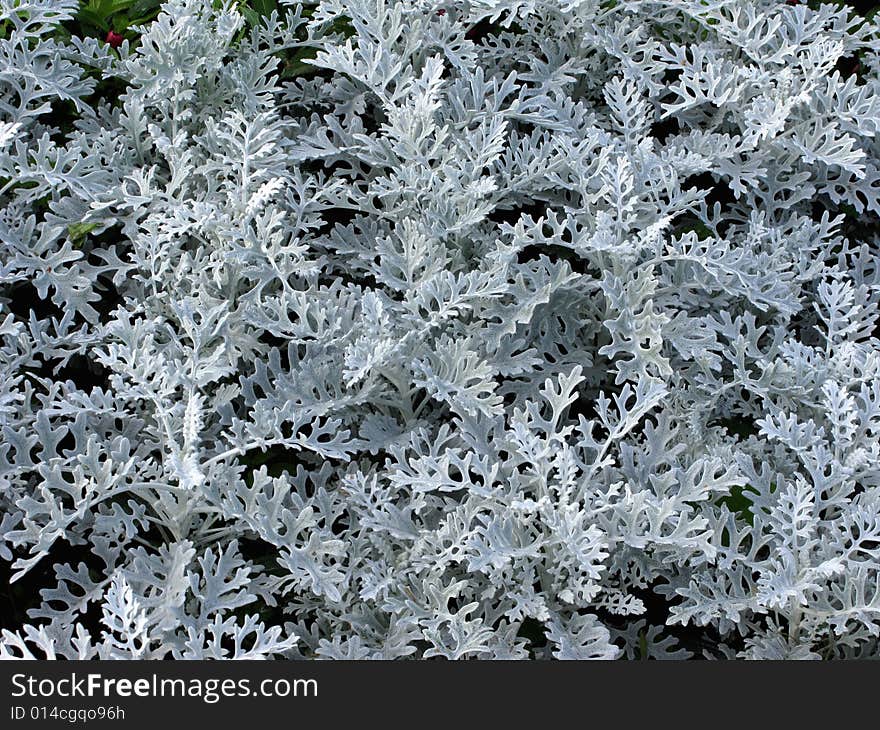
1,0,880,660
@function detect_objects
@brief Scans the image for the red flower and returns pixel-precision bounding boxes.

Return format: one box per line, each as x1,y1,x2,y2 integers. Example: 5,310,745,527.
105,30,124,48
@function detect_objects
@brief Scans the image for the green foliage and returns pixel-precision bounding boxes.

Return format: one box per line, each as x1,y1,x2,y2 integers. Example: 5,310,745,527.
74,0,161,34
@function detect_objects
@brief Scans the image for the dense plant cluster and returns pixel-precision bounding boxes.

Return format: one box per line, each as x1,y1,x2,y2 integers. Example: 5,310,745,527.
1,0,880,660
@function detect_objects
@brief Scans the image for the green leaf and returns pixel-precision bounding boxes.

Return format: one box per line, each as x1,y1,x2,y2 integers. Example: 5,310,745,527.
76,8,111,32
241,6,260,27
717,485,760,526
251,0,278,17
67,222,99,246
